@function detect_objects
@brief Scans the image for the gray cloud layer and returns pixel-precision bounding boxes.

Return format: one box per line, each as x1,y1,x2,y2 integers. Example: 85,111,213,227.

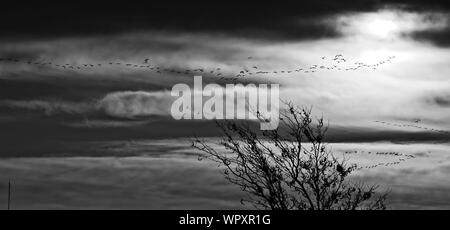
1,90,173,119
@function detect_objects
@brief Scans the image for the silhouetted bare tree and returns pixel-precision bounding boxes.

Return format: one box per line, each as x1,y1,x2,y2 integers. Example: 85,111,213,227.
192,103,388,210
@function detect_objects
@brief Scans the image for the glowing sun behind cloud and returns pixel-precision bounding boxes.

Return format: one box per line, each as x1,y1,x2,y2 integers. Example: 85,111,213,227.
335,9,448,40
366,17,399,39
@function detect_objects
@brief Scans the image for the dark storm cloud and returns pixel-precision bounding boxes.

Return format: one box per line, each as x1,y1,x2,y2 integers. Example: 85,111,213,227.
0,113,448,157
1,0,448,41
401,10,450,47
431,95,450,107
0,74,168,101
423,92,450,107
409,26,450,47
0,2,341,41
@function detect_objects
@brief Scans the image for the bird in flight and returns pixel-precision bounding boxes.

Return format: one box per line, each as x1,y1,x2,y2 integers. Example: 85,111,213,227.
144,58,150,64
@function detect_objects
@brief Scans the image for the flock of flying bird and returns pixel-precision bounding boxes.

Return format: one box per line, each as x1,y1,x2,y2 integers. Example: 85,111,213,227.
230,55,396,79
353,119,449,170
0,54,396,81
343,150,418,170
374,120,450,134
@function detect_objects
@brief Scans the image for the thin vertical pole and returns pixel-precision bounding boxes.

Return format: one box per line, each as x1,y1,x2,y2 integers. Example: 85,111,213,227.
8,180,11,210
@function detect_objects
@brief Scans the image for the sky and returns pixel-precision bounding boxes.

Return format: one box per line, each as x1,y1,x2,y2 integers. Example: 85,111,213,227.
0,0,449,156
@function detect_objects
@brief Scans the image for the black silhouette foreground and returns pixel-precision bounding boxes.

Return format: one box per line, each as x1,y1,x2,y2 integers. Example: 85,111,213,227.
193,103,388,210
